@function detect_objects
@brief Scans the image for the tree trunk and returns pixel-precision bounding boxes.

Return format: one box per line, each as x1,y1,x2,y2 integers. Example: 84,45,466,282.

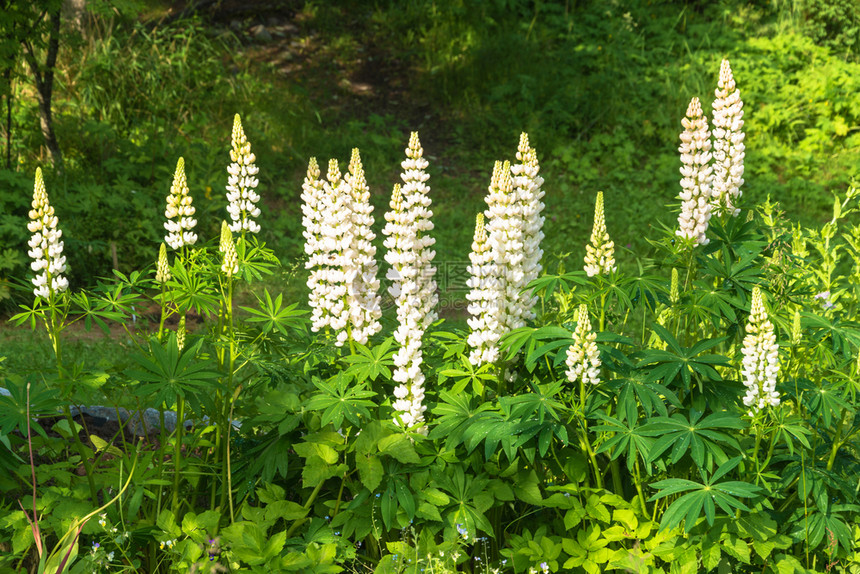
22,8,63,171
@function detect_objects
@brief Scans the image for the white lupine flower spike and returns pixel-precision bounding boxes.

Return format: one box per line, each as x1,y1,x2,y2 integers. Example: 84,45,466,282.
677,97,713,246
226,114,261,234
566,304,601,386
466,212,501,367
741,287,780,413
584,191,616,277
383,132,438,432
511,133,545,323
301,157,337,333
711,59,745,218
164,158,198,250
345,148,382,346
27,168,68,299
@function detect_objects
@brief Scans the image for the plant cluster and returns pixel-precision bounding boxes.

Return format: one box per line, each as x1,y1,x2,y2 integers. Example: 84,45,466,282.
3,58,860,574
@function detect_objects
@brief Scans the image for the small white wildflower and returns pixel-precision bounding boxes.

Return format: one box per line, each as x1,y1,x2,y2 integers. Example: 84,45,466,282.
566,304,601,386
584,191,616,277
741,287,780,412
164,157,198,250
226,114,261,234
711,59,745,218
27,168,69,299
98,513,107,528
677,97,713,246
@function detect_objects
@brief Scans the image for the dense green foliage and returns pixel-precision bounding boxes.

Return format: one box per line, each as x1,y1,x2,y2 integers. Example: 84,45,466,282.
3,1,860,573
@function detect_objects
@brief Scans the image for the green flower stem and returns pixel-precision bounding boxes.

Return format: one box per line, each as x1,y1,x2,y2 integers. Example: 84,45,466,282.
633,457,648,517
285,480,326,538
171,395,186,516
826,408,847,471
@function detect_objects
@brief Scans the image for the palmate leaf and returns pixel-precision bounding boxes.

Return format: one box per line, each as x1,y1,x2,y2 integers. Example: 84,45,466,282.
801,378,852,429
501,326,572,365
526,271,588,300
437,354,497,395
165,260,219,317
126,335,220,412
641,410,745,471
341,338,395,382
592,413,654,472
625,273,668,314
235,236,278,282
240,289,308,336
636,325,728,391
429,380,500,452
802,312,860,361
305,373,376,428
649,456,761,532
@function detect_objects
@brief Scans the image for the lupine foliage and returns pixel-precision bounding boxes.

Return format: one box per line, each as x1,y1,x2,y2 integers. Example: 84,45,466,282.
2,52,860,574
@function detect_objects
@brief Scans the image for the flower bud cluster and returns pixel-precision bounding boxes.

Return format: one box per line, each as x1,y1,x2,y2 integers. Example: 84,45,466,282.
156,243,171,284
711,59,745,218
164,158,198,250
566,304,601,386
741,287,780,412
27,168,68,299
301,153,381,347
584,191,616,277
677,97,713,245
226,114,261,234
383,133,437,431
220,221,239,278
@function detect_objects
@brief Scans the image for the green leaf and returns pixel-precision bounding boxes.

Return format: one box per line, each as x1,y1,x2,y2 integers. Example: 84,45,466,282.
378,434,420,464
356,454,383,492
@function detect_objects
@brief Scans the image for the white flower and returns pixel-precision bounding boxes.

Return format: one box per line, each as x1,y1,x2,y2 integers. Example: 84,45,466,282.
741,287,780,412
226,114,261,234
164,157,197,250
466,210,503,367
155,243,171,284
711,59,745,218
382,133,437,432
677,97,713,246
566,304,601,386
511,133,545,323
344,148,382,345
27,168,68,299
584,191,616,277
301,153,381,347
219,221,239,277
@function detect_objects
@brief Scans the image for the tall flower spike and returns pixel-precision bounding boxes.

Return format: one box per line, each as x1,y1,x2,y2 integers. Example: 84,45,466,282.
677,97,713,246
511,133,545,323
711,59,745,218
156,243,171,284
27,168,68,299
741,287,780,413
220,221,238,278
584,191,616,277
566,304,601,386
301,157,338,334
383,133,438,432
344,148,382,346
466,212,502,366
164,158,198,250
226,114,261,234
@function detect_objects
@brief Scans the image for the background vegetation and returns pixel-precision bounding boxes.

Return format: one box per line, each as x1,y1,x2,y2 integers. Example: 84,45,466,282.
1,0,859,312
